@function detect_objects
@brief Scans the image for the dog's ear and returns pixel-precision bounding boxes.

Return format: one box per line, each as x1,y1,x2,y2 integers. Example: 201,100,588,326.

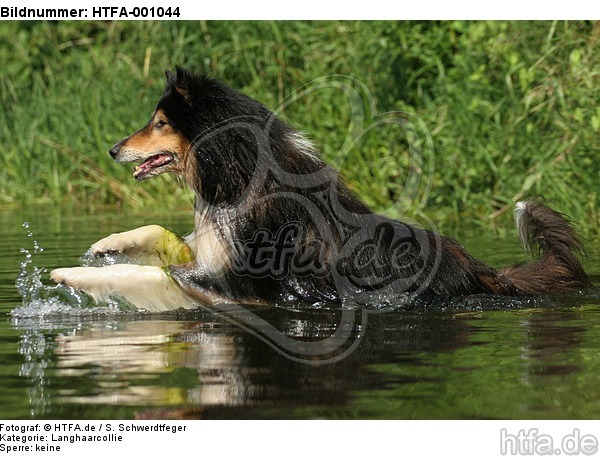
165,69,176,85
174,66,191,101
165,67,191,104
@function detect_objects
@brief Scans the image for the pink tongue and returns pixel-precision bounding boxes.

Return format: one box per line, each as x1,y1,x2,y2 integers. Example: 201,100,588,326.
141,154,171,170
134,154,172,178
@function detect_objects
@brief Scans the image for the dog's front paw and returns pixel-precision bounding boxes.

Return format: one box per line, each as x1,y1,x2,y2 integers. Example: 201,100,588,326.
91,233,136,256
50,264,199,311
50,267,71,284
90,225,168,257
50,267,98,291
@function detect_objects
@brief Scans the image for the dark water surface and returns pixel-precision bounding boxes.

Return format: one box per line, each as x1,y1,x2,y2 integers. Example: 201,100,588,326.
1,208,599,419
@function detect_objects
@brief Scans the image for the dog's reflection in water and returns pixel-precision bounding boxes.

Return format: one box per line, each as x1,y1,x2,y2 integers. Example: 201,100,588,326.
46,307,479,418
54,320,245,407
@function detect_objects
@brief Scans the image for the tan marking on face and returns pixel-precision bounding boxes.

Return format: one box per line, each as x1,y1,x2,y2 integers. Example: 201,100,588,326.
124,110,189,154
115,109,199,188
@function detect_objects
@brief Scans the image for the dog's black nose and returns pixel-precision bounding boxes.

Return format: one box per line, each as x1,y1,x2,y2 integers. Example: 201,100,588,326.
109,144,121,159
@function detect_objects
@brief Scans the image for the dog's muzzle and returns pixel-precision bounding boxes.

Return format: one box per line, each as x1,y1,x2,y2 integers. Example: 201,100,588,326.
109,143,122,159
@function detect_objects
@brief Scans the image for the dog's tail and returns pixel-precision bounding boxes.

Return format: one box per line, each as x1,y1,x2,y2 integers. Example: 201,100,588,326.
498,200,591,294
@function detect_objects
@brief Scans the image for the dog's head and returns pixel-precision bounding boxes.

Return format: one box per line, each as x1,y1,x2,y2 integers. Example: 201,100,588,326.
109,67,306,204
108,68,200,183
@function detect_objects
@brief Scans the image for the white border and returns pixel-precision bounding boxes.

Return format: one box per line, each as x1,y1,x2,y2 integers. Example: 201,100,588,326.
1,0,599,19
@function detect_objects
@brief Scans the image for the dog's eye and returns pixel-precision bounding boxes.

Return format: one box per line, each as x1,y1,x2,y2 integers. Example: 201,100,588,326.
155,120,168,129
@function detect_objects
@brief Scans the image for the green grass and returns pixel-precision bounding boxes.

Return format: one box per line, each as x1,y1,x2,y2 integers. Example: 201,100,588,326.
0,21,598,235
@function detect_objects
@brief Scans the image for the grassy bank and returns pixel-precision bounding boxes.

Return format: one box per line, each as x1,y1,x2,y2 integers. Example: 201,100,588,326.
0,21,598,234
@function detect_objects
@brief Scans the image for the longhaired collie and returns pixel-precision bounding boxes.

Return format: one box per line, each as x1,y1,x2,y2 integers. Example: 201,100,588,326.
51,67,591,311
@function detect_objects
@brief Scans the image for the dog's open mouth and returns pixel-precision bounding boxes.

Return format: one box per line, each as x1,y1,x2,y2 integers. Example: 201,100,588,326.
133,153,174,180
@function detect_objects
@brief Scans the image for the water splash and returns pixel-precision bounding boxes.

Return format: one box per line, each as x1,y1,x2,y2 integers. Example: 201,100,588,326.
78,248,133,267
12,222,131,320
19,330,51,417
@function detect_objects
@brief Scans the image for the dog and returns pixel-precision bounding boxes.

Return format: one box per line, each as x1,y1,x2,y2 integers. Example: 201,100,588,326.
50,67,591,311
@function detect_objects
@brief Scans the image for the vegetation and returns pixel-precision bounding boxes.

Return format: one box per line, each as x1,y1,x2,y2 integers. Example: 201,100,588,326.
0,21,598,234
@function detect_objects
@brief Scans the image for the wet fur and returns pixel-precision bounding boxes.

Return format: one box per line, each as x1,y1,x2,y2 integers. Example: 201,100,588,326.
501,201,590,294
53,68,591,308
